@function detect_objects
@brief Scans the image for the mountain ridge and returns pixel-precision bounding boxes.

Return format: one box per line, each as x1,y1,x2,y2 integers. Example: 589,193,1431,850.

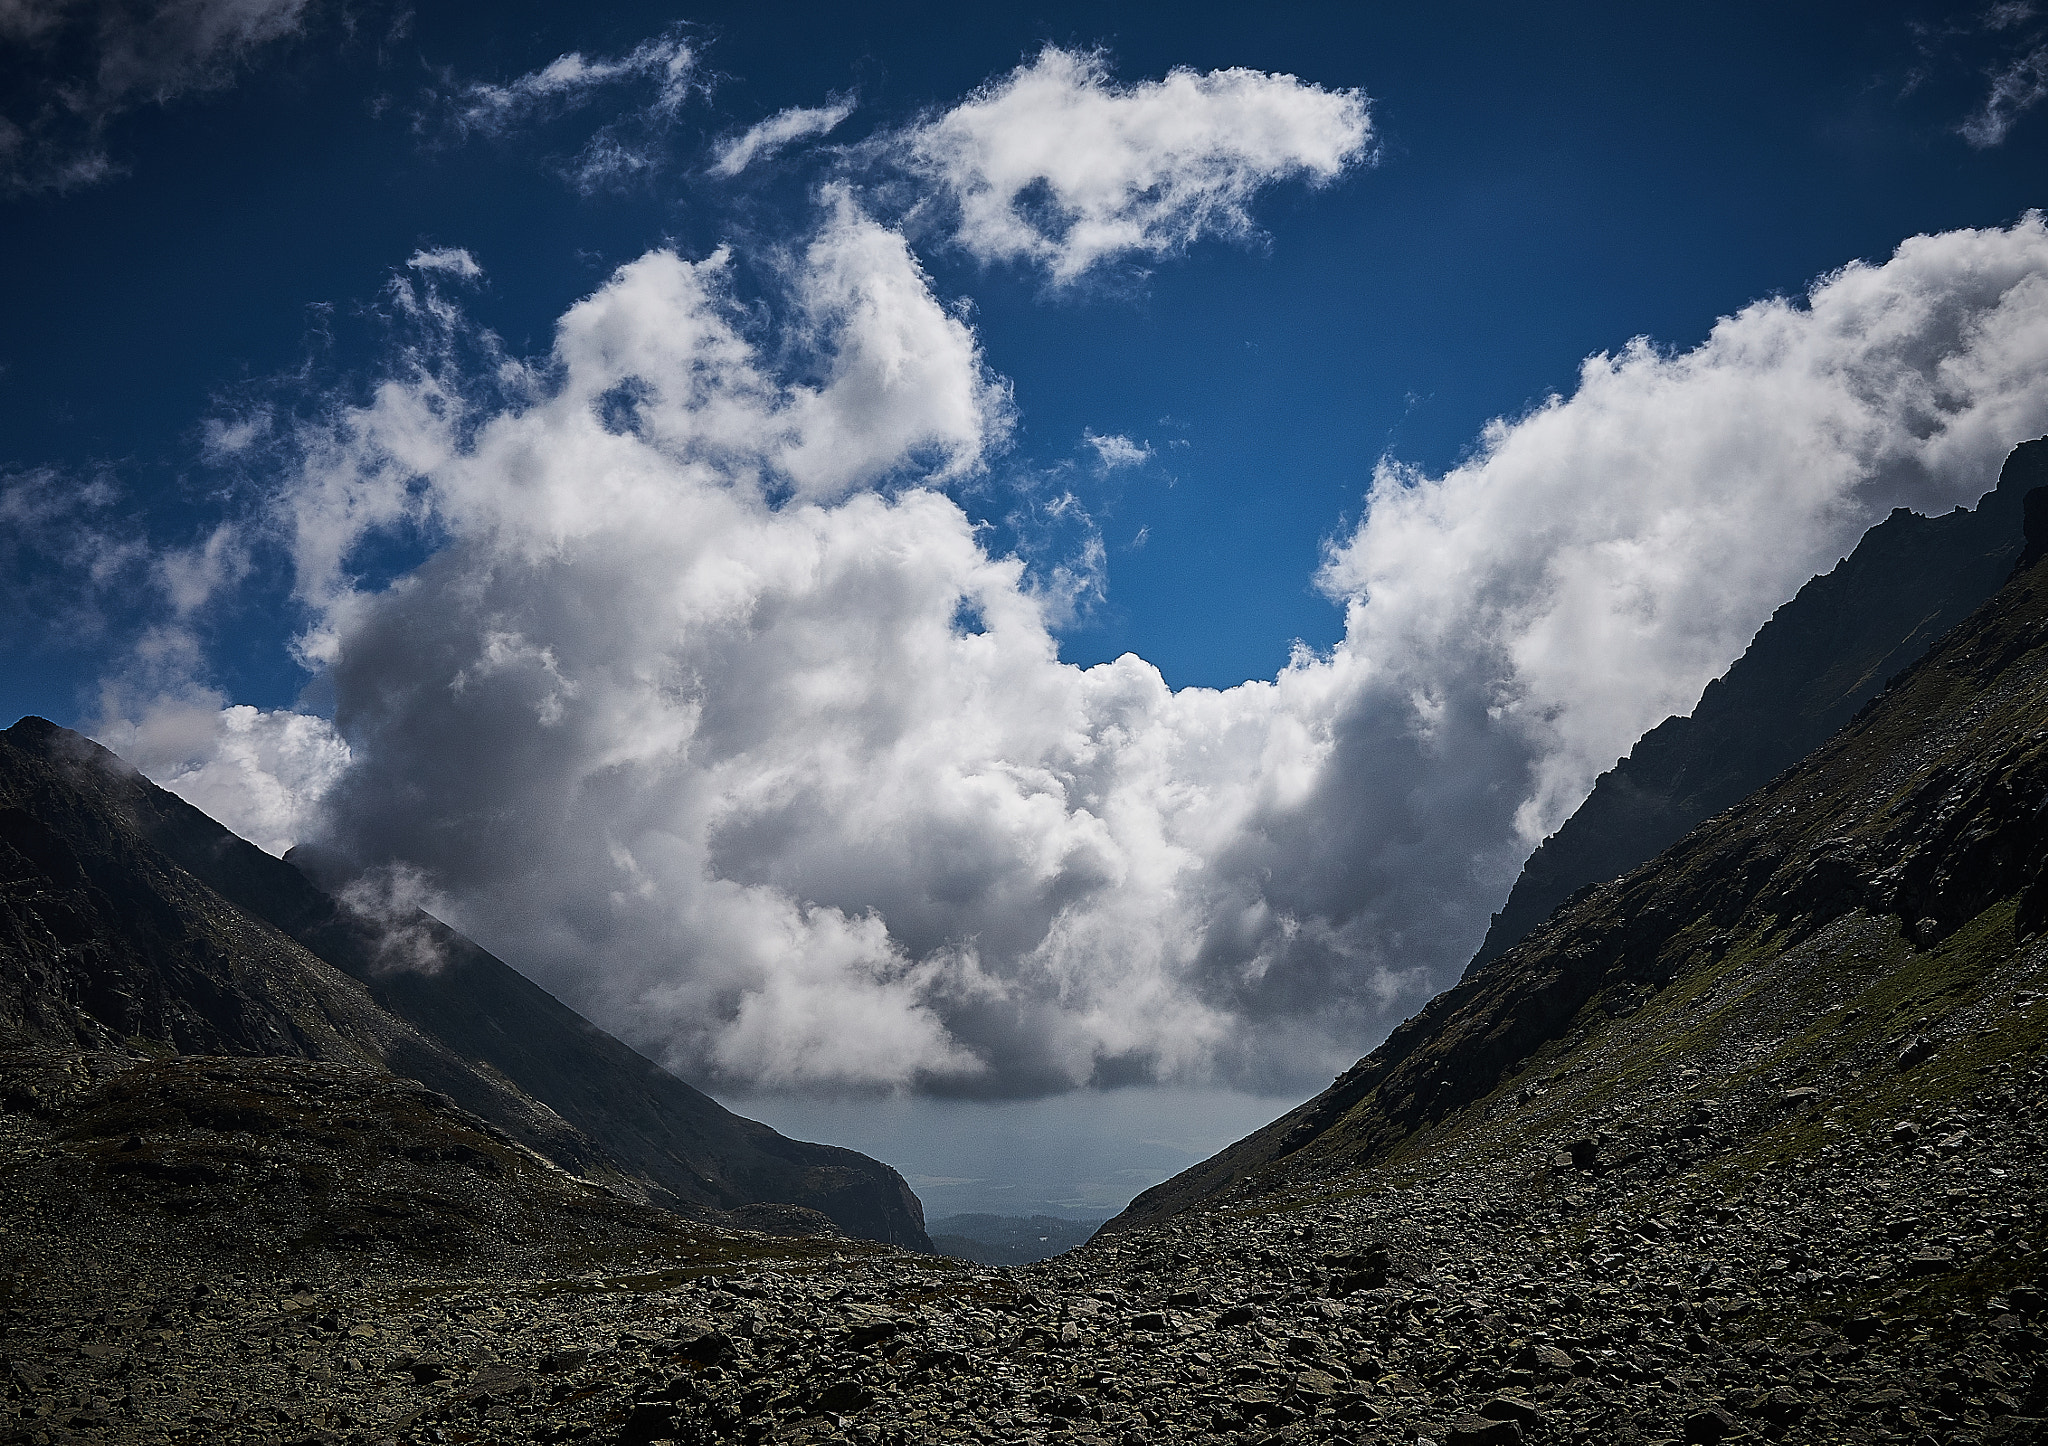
1473,436,2048,968
0,719,931,1249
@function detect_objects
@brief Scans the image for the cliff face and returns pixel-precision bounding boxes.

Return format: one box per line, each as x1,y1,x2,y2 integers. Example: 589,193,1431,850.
1472,437,2048,968
0,720,930,1250
1111,456,2048,1232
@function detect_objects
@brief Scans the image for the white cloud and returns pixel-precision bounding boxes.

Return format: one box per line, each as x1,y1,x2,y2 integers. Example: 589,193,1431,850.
1318,216,2048,851
1084,431,1152,469
229,211,2048,1103
94,695,350,857
156,523,249,616
897,46,1371,284
712,97,855,177
407,247,484,281
201,410,271,460
776,193,1014,497
446,29,697,135
1,0,310,192
1963,43,2048,144
422,24,701,192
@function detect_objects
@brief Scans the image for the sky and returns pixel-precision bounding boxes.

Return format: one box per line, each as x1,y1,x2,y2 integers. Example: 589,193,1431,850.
4,0,2047,1218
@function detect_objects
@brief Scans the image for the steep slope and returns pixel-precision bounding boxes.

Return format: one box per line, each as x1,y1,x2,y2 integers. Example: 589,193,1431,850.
0,730,613,1180
0,721,931,1249
1112,480,2048,1231
1473,436,2048,966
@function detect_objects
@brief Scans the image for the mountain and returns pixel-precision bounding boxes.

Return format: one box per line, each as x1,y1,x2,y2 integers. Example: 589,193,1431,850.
1472,437,2048,967
1109,454,2048,1233
0,719,931,1250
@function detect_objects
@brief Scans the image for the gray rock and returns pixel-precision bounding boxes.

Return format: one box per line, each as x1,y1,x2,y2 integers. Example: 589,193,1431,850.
1446,1411,1524,1445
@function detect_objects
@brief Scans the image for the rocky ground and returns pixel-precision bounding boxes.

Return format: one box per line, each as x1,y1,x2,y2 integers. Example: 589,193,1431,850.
4,973,2046,1446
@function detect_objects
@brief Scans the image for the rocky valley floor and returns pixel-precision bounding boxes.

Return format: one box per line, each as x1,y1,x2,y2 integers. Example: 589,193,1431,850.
5,940,2047,1446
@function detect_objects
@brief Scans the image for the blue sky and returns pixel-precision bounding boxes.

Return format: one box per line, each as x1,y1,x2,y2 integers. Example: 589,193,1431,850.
9,0,2042,709
4,0,2046,1214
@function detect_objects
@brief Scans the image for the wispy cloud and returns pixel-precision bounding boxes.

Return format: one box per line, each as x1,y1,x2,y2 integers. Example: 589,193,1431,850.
417,23,703,192
407,246,484,281
1962,41,2048,144
711,97,855,177
0,0,313,193
442,29,697,136
1083,430,1153,470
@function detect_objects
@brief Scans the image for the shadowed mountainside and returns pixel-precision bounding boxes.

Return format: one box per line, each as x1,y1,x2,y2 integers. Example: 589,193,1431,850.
1473,437,2048,968
0,720,930,1250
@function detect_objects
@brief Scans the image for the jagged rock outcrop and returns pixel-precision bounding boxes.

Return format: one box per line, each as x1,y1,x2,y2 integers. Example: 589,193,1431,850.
0,720,931,1250
1474,437,2048,966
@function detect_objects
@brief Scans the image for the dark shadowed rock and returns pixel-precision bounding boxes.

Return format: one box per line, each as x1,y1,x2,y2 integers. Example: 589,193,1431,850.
1447,1412,1523,1445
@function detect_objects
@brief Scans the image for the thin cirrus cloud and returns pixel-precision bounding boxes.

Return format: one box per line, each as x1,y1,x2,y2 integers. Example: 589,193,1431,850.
0,465,246,657
419,23,700,191
711,98,856,177
1083,431,1153,470
1963,42,2048,144
117,209,2048,1103
0,0,312,192
893,46,1373,284
1940,0,2048,147
439,27,697,135
406,247,484,281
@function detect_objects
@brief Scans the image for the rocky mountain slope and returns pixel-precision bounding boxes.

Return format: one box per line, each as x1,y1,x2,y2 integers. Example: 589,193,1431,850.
1474,437,2048,966
0,721,929,1250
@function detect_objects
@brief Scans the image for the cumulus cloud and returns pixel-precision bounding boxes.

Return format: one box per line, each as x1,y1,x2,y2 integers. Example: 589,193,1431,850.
895,46,1371,284
233,210,2048,1101
1084,431,1152,469
0,0,311,192
94,694,350,856
712,97,855,177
